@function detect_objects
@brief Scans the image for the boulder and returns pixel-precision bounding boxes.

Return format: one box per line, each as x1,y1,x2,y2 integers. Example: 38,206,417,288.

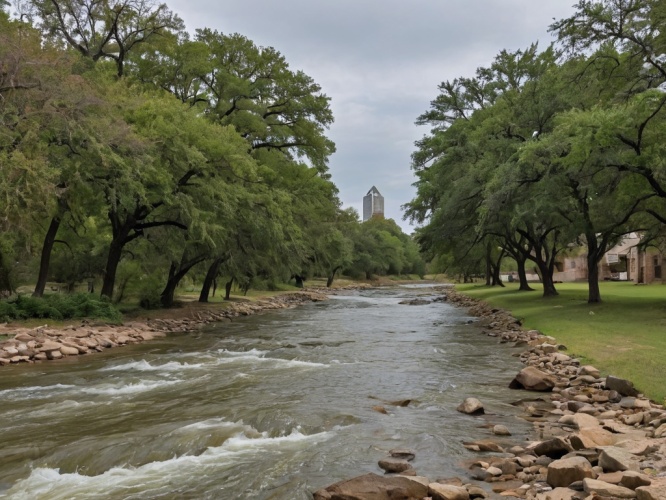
465,485,488,499
428,483,470,500
462,440,504,453
579,365,601,378
59,345,80,356
313,473,428,500
598,447,641,472
485,466,502,477
546,456,596,488
534,437,573,459
37,340,62,353
583,478,637,498
536,487,586,500
605,375,640,397
47,350,63,360
457,398,484,415
389,449,415,461
378,458,412,473
14,332,35,342
636,477,666,500
620,471,652,489
654,424,666,438
570,426,617,449
559,413,599,430
509,366,556,391
492,425,511,436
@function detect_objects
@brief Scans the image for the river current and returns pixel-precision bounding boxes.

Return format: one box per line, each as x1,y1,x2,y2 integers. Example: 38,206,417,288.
0,285,532,499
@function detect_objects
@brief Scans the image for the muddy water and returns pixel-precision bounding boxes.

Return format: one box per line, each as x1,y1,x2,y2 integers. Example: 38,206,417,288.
0,286,531,499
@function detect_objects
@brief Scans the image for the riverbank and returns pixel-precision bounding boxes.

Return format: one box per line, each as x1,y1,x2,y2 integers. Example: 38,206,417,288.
456,281,666,404
0,290,332,365
314,287,666,499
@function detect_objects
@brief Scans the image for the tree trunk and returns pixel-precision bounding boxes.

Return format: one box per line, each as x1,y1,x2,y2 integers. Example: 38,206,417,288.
101,238,125,299
160,263,179,309
485,243,492,286
0,249,13,296
490,249,505,287
534,259,558,297
587,254,602,303
327,266,341,288
161,254,207,308
199,257,224,303
225,279,233,300
586,232,603,304
33,215,62,297
516,257,533,291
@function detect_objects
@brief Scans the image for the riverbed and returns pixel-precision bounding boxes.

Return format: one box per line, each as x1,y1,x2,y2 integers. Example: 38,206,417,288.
0,286,532,499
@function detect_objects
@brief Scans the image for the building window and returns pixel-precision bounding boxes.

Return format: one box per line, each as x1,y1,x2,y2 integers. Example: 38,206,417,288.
655,256,662,279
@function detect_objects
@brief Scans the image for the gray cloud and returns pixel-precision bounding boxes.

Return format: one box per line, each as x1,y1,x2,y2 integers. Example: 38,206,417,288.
169,0,577,231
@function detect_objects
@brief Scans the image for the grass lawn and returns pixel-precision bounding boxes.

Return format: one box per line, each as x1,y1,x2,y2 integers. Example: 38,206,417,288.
456,281,666,404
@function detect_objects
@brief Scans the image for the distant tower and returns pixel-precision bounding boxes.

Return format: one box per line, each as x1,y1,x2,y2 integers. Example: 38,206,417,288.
363,186,384,221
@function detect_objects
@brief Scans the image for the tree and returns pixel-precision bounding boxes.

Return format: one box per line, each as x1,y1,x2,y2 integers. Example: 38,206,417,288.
135,29,336,173
27,0,183,77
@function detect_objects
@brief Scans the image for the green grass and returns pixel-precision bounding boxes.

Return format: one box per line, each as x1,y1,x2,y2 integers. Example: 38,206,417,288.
456,281,666,404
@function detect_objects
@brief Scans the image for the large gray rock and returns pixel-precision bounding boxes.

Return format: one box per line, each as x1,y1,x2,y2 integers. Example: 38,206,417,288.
509,366,556,391
313,473,429,500
456,397,484,415
599,447,641,472
428,483,470,500
583,478,637,498
547,456,596,488
606,375,640,397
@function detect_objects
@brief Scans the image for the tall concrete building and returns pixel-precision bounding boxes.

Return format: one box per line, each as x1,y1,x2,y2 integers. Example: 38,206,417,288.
363,186,384,221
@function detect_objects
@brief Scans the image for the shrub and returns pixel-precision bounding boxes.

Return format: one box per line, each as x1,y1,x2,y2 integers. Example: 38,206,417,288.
137,276,163,310
0,293,122,322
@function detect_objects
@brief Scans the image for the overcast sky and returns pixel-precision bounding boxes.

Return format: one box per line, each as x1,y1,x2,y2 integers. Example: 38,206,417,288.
169,1,577,232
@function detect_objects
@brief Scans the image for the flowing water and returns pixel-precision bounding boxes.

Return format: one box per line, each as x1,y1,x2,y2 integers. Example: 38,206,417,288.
0,286,532,499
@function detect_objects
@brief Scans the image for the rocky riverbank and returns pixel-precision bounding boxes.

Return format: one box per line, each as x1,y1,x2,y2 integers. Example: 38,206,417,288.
314,287,666,500
0,290,329,366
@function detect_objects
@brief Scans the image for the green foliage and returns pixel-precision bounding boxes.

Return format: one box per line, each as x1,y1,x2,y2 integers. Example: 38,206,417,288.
407,0,666,300
0,293,121,322
137,275,164,310
344,218,424,280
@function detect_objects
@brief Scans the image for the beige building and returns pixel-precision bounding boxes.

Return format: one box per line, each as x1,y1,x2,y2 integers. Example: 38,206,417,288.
553,233,664,284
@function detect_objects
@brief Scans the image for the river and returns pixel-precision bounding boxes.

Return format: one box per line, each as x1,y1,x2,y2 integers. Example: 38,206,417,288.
0,285,532,499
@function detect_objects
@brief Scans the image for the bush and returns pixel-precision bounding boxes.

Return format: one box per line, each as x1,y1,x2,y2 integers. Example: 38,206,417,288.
0,293,122,322
137,276,163,310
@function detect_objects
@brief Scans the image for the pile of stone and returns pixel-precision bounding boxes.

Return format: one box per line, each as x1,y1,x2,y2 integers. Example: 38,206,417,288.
314,447,489,500
446,289,666,499
0,291,328,366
